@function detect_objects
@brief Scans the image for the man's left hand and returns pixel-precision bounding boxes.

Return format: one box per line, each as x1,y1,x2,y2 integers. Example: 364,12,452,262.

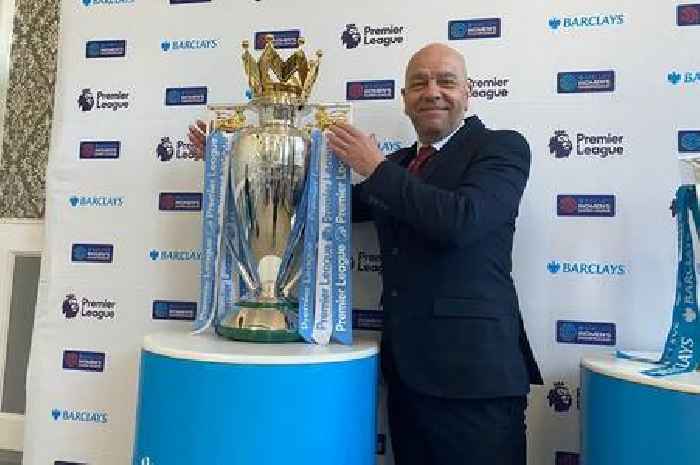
326,122,384,177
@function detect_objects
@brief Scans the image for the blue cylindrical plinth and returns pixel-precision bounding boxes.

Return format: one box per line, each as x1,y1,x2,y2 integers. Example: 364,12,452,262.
132,329,379,465
581,353,700,465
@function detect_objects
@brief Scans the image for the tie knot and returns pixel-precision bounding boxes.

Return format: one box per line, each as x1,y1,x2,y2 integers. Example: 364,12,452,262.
417,145,436,159
408,145,437,176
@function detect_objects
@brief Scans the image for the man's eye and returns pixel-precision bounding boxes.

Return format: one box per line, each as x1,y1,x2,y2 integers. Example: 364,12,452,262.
409,81,426,89
438,79,457,88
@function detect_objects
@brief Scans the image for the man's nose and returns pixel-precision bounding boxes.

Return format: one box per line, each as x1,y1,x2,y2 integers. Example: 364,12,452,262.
422,79,442,99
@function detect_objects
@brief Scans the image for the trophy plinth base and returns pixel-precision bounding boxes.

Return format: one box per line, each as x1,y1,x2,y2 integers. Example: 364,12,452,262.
215,301,302,343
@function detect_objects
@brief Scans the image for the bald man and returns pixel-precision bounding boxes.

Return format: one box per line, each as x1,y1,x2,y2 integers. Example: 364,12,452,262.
327,43,542,465
188,43,542,465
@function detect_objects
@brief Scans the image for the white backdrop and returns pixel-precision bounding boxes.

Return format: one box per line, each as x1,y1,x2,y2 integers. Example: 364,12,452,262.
22,1,700,464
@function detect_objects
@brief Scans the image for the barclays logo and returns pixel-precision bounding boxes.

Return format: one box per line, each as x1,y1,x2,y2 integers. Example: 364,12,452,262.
82,0,134,6
667,70,700,85
51,408,108,424
677,4,700,26
80,141,120,159
679,130,700,153
548,14,624,30
547,260,626,276
149,249,201,262
161,39,219,52
69,195,124,208
370,134,403,156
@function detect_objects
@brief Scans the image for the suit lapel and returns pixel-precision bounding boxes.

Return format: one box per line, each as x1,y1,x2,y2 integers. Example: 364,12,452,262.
421,116,487,183
388,143,416,167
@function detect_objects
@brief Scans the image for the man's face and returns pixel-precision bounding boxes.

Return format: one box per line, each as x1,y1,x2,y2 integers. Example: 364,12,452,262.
402,46,470,144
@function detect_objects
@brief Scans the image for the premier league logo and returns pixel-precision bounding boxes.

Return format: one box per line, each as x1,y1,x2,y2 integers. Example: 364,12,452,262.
156,137,174,161
78,89,95,111
341,24,362,49
549,130,573,158
547,381,573,412
62,294,79,319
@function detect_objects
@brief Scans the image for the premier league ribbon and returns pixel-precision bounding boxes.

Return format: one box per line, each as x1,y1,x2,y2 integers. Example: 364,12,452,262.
616,185,700,376
195,128,352,345
194,131,231,333
298,130,353,344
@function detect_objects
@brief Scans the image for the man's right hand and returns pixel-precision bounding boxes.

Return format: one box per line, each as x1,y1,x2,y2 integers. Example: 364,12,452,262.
188,119,208,160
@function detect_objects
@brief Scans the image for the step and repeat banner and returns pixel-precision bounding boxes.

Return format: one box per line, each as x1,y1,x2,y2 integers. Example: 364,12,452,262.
23,0,699,464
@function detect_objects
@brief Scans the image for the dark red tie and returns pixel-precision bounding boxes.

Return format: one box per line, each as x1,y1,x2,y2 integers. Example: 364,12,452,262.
407,145,437,176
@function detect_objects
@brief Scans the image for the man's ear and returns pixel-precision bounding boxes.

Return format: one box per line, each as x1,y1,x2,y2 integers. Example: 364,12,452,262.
400,88,408,115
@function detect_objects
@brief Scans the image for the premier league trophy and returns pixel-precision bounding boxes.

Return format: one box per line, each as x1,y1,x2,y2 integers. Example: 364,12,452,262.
197,35,352,344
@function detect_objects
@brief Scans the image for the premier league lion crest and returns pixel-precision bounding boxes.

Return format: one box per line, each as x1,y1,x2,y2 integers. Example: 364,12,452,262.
62,294,80,319
156,137,174,162
549,130,573,158
78,89,95,111
547,381,573,412
341,24,362,49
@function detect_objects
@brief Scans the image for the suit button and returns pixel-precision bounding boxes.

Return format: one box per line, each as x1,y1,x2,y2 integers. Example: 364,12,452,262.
390,289,398,297
391,247,399,256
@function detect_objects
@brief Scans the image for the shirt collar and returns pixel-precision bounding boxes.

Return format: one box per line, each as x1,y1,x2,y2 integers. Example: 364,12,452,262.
416,116,469,154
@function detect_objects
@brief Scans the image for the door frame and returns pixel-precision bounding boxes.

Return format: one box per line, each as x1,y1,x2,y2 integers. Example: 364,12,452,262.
0,219,43,452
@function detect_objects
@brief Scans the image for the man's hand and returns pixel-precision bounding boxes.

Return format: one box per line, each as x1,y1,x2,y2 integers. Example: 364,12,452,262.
326,122,384,177
187,119,208,160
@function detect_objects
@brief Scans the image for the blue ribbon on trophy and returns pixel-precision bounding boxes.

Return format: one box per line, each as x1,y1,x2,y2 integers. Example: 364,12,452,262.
617,185,700,376
194,35,353,344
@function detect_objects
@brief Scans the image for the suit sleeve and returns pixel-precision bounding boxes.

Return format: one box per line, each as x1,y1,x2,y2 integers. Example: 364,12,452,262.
356,131,531,248
351,183,373,223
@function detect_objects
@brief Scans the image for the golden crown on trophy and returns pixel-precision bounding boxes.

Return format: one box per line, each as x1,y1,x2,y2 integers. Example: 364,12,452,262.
242,35,322,104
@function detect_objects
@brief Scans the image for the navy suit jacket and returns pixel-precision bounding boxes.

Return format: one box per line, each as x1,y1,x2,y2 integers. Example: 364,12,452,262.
353,116,543,399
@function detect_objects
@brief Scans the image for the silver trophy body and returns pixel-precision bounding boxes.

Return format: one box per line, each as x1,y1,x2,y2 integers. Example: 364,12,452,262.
215,103,309,343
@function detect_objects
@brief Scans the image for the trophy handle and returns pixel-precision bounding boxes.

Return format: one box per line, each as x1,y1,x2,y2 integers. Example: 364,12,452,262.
208,104,250,133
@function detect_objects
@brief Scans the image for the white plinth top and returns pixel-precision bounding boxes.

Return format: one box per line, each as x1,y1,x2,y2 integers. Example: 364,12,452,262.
581,352,700,395
143,328,379,365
